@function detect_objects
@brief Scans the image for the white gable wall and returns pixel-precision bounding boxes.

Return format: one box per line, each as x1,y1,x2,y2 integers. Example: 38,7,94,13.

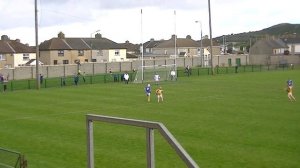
14,53,36,67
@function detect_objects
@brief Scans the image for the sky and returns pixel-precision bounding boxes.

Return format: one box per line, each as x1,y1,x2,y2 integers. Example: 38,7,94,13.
0,0,299,46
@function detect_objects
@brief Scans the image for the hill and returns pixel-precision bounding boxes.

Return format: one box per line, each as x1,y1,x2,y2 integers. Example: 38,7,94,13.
214,23,300,44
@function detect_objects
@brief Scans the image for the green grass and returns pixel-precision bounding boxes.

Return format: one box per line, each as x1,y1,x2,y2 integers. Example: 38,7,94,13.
0,70,299,168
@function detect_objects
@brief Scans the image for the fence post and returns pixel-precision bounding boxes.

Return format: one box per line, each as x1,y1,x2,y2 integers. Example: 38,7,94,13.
20,155,27,168
90,76,93,84
87,119,94,168
146,128,155,168
260,65,262,71
92,63,95,76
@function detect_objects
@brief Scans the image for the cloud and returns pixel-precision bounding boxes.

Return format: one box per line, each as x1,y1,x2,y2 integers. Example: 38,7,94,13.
0,0,35,29
0,0,299,46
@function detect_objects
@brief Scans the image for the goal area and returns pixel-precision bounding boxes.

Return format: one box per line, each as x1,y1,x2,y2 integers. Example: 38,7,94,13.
133,64,176,83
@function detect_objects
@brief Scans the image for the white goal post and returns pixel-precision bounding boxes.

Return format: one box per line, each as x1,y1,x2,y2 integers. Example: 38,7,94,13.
133,64,177,83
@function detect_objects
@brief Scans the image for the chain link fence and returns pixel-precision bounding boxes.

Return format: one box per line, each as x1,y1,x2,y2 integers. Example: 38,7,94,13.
0,64,298,92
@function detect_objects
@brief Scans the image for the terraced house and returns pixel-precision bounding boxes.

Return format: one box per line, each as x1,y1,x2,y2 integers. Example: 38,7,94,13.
39,32,127,65
0,35,36,68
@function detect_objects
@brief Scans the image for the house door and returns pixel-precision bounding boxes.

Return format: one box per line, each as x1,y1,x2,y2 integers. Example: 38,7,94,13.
228,58,232,66
236,58,241,66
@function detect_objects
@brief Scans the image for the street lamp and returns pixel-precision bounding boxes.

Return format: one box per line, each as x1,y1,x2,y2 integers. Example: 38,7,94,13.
90,30,100,62
195,20,203,67
90,30,100,38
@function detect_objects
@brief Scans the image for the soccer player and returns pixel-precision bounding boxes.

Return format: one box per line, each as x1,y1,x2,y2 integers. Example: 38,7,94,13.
170,70,176,81
154,73,160,85
145,84,151,102
155,87,164,103
124,72,129,84
287,86,296,101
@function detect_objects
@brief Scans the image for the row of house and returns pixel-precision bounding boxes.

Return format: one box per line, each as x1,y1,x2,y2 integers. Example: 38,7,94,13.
0,32,300,69
250,37,300,65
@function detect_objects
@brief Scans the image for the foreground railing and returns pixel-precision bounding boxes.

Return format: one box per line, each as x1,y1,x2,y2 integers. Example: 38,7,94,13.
86,114,199,168
0,147,27,168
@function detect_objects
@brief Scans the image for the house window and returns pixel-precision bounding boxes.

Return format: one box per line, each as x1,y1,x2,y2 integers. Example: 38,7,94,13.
23,53,30,61
91,59,97,62
63,60,69,64
4,64,11,68
85,59,88,62
53,60,58,65
114,50,120,56
0,54,6,61
58,50,64,56
97,50,103,56
164,50,168,55
78,50,84,56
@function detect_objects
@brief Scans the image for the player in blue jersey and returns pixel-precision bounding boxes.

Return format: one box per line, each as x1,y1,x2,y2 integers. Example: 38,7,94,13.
287,79,293,89
145,84,151,102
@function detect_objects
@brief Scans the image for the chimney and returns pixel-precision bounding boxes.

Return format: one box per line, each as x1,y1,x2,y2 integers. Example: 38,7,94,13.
125,40,129,43
58,32,65,39
15,39,20,43
186,35,191,39
1,35,9,41
95,33,102,39
171,34,176,39
150,38,154,42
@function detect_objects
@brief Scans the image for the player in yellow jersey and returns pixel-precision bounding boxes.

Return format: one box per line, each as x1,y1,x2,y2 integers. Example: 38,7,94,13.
287,86,296,102
155,87,164,103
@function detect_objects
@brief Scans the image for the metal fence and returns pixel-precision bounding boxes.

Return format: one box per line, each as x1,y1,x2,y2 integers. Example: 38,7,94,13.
0,64,298,92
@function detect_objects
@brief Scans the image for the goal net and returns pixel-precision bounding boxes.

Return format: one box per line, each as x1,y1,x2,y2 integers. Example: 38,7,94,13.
133,64,177,83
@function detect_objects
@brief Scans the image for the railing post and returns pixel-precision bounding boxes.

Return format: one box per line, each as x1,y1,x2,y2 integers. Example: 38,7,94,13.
146,128,155,168
87,119,94,168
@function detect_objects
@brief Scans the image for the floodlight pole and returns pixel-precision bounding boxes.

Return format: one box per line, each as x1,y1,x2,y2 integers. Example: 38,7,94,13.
208,0,214,75
35,0,40,89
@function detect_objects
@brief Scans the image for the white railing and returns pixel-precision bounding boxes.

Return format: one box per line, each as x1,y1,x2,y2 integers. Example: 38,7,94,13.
86,114,199,168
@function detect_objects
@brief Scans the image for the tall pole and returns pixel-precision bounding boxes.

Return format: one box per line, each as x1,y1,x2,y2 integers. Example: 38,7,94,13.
35,0,40,89
208,0,214,75
195,21,203,67
141,9,144,82
174,10,177,73
249,37,252,65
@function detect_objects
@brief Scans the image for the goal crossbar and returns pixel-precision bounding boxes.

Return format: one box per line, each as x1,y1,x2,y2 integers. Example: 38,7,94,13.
134,64,177,83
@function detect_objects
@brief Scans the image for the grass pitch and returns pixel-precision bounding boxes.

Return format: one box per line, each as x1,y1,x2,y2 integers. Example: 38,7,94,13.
0,70,299,168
